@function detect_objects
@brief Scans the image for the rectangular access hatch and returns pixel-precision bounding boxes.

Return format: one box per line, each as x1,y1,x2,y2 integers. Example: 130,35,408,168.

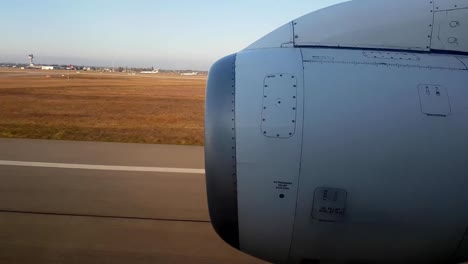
312,187,347,222
418,84,451,116
261,74,297,139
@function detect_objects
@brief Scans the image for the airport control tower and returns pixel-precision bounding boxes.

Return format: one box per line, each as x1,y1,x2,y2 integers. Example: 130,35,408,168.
28,54,34,67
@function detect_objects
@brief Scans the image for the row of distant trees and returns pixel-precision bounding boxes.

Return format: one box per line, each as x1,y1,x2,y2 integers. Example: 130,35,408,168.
0,63,207,74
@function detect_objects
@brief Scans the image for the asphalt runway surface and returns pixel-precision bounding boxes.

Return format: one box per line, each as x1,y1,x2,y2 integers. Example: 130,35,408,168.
0,138,265,264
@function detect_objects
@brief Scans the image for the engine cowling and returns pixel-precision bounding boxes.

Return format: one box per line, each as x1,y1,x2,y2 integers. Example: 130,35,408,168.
205,1,468,263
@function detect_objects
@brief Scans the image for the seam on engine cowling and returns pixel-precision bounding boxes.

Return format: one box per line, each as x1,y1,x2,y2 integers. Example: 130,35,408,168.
231,60,237,194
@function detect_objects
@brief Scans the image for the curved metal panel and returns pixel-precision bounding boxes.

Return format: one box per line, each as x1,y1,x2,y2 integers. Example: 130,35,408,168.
292,0,434,51
235,48,304,264
289,47,468,263
434,0,468,11
431,8,468,53
205,54,239,249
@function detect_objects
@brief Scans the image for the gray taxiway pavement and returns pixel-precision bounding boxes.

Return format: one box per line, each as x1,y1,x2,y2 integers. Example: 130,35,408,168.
0,138,265,264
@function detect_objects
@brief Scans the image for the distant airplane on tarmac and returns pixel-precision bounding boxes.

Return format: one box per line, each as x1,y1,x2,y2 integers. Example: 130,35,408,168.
140,69,159,74
181,72,198,76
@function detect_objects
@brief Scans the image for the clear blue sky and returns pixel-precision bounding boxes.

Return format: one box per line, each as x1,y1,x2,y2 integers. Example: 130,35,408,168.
0,0,347,70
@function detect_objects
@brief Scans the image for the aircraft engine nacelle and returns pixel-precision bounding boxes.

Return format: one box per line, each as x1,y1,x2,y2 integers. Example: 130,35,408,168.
205,1,468,263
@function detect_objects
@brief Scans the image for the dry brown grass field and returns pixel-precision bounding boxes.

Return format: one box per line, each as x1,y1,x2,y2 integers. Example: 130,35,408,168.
0,68,206,145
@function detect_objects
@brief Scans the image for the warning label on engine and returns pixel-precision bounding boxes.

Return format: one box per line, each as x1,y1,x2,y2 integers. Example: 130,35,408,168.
274,181,292,190
312,187,347,222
